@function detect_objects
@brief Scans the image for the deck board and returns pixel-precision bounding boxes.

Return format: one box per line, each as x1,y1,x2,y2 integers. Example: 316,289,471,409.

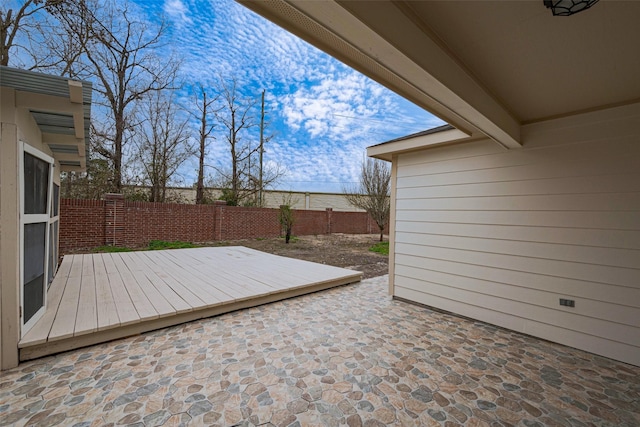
110,253,158,321
19,247,362,361
93,254,120,331
137,252,206,309
152,253,232,305
107,271,139,327
48,256,83,341
75,272,98,336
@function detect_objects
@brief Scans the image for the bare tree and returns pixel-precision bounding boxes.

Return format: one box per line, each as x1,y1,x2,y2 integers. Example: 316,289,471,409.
0,0,51,66
212,83,285,206
215,78,258,206
257,89,267,206
31,5,91,77
1,0,93,80
193,85,219,204
253,89,286,207
344,158,391,242
134,91,192,203
49,0,179,191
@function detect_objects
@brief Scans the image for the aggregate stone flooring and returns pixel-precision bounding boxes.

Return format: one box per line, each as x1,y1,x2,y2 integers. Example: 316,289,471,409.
1,275,639,427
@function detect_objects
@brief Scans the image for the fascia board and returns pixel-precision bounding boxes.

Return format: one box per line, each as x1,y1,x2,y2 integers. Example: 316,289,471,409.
367,128,472,160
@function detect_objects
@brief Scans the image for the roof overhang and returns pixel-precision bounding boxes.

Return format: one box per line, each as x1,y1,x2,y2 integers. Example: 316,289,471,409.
367,125,472,161
0,66,92,172
238,1,640,152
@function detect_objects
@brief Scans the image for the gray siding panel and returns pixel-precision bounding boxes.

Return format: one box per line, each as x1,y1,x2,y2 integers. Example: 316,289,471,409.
394,130,640,366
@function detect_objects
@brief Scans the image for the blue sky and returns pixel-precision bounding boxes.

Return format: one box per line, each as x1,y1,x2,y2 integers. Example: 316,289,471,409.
8,0,442,193
146,0,443,193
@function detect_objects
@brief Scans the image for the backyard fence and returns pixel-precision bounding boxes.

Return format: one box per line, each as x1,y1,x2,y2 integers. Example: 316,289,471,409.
59,194,383,253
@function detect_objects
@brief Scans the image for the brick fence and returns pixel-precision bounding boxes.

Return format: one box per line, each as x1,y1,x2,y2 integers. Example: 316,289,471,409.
59,194,383,253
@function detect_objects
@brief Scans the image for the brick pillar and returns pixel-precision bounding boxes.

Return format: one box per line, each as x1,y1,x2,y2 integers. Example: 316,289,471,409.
213,200,226,241
104,193,125,246
326,208,333,235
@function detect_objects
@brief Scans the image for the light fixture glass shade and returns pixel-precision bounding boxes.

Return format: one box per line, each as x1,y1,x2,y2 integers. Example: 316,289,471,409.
544,0,599,16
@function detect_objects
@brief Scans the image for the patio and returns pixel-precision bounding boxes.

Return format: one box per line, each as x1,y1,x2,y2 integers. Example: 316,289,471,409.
1,275,638,426
19,247,362,362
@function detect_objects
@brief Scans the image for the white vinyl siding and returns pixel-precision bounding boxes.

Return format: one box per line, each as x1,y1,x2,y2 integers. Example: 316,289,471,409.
393,134,640,366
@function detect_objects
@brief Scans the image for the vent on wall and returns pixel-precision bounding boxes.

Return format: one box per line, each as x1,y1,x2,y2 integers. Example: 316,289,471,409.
559,298,575,307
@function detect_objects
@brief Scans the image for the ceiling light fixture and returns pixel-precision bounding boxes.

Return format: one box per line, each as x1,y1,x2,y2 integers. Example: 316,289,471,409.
544,0,599,16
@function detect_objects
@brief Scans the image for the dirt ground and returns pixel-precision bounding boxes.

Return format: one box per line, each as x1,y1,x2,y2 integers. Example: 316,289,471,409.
213,233,389,279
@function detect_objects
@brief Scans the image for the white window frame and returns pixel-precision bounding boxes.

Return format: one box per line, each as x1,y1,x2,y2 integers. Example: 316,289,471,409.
19,142,54,335
48,181,60,288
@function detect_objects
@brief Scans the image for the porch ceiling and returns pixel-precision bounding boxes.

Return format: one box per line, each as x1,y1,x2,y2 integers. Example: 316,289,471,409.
238,0,640,149
0,66,92,171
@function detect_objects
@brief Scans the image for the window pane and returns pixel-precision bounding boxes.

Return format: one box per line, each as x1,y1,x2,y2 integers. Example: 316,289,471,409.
48,221,59,287
51,184,60,217
24,153,49,215
24,222,46,323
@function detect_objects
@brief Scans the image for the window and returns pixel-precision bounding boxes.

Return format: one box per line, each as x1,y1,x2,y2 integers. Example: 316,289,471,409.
21,144,54,332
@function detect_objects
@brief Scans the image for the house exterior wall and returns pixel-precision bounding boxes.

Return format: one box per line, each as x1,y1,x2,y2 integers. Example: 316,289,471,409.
0,86,61,370
392,104,640,366
0,87,19,370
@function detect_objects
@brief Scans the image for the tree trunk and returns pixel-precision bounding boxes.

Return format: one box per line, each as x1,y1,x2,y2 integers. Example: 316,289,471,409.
196,91,207,204
114,109,124,191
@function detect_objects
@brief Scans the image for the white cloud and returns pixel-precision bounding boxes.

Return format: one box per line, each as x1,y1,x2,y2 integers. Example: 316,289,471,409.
163,0,193,25
142,0,444,192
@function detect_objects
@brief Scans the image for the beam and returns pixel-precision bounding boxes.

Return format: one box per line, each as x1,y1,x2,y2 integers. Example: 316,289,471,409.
48,152,82,162
73,111,84,139
15,91,83,117
67,80,83,104
59,164,85,173
42,133,84,147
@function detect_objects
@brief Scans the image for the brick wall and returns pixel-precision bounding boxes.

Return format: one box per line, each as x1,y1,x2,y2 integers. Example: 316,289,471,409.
59,195,385,253
59,198,105,253
216,206,280,240
331,211,372,234
291,210,329,236
122,200,217,247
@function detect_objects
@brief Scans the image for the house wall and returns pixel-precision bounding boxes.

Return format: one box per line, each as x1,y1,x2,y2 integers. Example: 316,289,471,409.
392,104,640,366
0,86,60,370
0,87,19,370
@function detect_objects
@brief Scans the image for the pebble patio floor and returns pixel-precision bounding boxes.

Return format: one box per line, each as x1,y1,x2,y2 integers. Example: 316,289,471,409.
0,275,638,427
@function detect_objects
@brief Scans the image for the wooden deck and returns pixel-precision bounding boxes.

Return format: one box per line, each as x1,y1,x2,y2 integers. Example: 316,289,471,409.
19,247,362,361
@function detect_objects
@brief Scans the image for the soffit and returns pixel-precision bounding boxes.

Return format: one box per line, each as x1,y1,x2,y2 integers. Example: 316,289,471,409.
238,0,640,146
404,1,640,123
0,66,92,171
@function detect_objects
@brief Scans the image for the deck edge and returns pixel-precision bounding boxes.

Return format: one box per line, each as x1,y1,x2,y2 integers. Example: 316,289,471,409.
19,275,362,361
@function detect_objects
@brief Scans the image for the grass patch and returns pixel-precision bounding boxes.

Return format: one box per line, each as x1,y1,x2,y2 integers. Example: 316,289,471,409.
369,241,389,255
147,240,199,250
94,245,132,253
279,235,299,243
